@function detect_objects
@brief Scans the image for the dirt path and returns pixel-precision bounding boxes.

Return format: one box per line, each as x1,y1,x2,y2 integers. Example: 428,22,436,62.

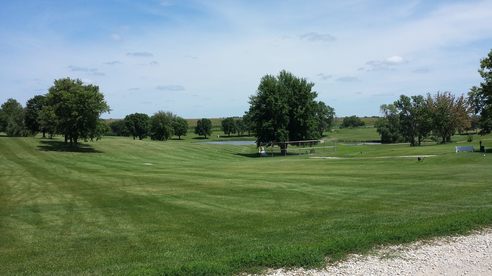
266,229,492,275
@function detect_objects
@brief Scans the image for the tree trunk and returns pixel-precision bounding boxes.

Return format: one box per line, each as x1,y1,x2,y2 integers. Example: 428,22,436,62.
64,134,68,143
42,130,46,138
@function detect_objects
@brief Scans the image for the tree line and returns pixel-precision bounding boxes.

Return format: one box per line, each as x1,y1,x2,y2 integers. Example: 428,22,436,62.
375,49,492,145
0,78,109,144
110,115,223,140
2,49,490,148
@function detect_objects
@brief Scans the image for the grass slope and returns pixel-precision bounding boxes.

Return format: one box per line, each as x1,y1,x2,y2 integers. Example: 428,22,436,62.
1,133,492,275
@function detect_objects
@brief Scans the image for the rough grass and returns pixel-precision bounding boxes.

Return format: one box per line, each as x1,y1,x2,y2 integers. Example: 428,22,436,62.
1,132,492,275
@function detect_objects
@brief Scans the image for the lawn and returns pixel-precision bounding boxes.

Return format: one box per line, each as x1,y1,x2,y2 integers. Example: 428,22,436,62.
1,132,492,275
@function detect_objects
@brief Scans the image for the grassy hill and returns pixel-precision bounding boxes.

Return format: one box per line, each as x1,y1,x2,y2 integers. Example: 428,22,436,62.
1,130,492,274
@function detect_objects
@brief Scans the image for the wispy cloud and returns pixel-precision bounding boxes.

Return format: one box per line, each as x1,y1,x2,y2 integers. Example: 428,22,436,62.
413,67,430,74
104,61,121,65
126,52,154,57
299,32,336,42
317,73,332,80
156,85,185,91
68,65,105,76
360,56,407,71
336,76,359,82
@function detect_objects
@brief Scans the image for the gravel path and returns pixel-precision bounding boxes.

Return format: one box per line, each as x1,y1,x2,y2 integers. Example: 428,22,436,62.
266,229,492,276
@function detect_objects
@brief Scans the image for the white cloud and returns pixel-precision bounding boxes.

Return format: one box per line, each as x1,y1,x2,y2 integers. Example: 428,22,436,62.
126,52,154,57
361,56,407,71
299,32,336,42
156,85,185,91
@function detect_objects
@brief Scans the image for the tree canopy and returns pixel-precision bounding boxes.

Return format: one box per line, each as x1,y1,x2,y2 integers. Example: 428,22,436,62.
150,111,175,141
340,116,365,128
46,78,109,144
124,113,150,140
377,92,470,145
0,98,27,137
195,118,212,138
24,95,46,136
248,70,333,148
221,117,237,136
173,116,188,139
475,49,492,134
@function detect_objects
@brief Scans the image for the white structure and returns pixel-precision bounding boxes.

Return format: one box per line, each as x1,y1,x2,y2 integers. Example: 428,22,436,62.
455,146,474,153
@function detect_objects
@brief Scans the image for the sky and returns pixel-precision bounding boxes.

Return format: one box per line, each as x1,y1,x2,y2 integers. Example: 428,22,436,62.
1,0,491,119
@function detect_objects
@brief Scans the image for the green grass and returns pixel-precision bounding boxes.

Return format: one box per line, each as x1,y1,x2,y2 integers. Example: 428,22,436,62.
326,126,380,142
1,131,492,275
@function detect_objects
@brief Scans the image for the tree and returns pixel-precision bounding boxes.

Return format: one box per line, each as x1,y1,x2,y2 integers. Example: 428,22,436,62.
248,71,325,153
426,92,469,143
173,116,188,139
24,95,46,136
195,118,212,138
38,106,57,138
394,95,432,146
341,115,365,128
0,98,27,137
376,104,402,143
108,120,129,136
150,111,174,141
87,120,110,142
221,117,237,136
45,78,109,144
235,118,247,136
124,113,150,140
315,101,335,137
242,112,254,136
476,49,492,134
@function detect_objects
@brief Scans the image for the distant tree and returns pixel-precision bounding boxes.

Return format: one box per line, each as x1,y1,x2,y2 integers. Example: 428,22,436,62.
87,120,110,141
172,116,188,139
150,111,174,141
0,98,27,137
242,112,254,136
124,113,150,140
376,104,402,143
315,101,335,137
195,118,212,138
248,71,322,154
394,95,432,146
221,117,237,136
24,95,46,136
109,120,129,136
45,78,110,144
235,118,247,136
468,86,485,116
426,92,469,143
38,106,57,138
341,115,365,128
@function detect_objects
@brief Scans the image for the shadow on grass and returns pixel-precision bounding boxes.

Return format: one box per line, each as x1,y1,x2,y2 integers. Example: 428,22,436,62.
192,137,209,140
235,152,302,158
37,140,102,153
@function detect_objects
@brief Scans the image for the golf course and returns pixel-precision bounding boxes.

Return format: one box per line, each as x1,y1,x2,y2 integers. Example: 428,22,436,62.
1,129,491,275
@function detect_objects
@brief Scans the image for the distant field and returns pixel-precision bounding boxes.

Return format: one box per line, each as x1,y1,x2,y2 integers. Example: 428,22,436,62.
333,116,380,127
1,130,492,274
325,126,380,142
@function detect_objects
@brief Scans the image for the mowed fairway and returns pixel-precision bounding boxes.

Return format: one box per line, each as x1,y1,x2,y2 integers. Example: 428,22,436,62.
1,135,492,274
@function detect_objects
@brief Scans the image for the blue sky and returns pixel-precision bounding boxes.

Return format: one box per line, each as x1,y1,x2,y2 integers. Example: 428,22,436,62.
1,0,491,118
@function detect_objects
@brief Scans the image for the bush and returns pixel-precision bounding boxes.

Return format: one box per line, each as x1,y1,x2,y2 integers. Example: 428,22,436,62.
341,116,365,128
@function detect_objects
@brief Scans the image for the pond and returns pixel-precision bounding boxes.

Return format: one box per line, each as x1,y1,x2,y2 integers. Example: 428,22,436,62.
199,140,256,146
